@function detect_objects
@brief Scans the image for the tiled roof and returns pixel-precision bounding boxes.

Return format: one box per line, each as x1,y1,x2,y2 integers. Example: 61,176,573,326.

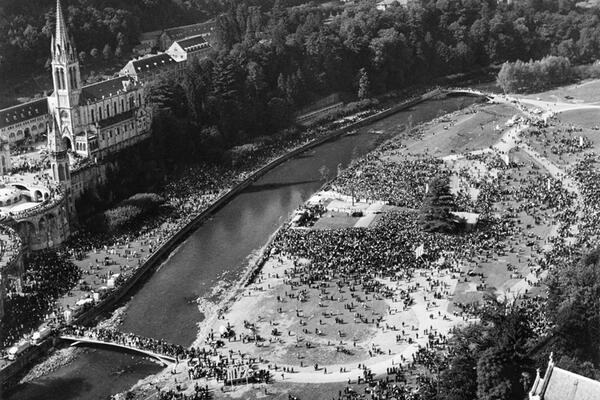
81,76,137,102
165,20,215,40
131,53,176,74
544,367,600,400
0,99,48,129
97,109,135,129
175,35,210,53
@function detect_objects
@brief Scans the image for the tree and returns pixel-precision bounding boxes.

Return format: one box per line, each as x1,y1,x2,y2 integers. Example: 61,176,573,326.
497,56,573,93
90,47,99,59
546,248,600,365
357,68,370,100
102,43,113,60
476,347,513,400
419,175,457,233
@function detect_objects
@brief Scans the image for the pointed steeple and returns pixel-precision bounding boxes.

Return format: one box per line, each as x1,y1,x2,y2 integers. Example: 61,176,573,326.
51,0,80,94
53,0,75,62
55,0,68,49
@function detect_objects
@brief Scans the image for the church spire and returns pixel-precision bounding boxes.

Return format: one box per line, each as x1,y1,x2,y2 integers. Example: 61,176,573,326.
55,0,68,48
53,0,75,62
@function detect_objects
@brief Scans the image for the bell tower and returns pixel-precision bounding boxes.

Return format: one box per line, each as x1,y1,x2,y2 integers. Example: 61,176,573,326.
48,115,71,188
49,0,80,150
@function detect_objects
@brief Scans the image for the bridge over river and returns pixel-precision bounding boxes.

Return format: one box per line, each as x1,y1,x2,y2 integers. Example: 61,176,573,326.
58,334,178,366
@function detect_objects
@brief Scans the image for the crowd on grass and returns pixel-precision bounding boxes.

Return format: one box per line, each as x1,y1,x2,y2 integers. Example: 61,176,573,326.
90,93,600,399
0,108,361,355
5,89,600,399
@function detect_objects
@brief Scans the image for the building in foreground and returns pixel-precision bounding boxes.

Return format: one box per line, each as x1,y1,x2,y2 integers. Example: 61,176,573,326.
529,354,600,400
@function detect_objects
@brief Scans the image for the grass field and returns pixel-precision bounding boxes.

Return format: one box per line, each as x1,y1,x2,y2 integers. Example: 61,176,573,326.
521,79,600,104
524,108,600,169
385,103,521,159
556,108,600,128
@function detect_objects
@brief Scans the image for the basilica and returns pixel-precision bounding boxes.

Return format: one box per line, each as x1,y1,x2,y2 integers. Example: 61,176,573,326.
0,0,212,168
0,0,213,315
47,0,153,165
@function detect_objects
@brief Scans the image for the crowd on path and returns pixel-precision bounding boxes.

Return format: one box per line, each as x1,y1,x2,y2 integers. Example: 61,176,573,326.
0,251,79,351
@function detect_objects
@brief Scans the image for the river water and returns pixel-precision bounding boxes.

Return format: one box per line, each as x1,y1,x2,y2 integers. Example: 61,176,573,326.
6,95,478,400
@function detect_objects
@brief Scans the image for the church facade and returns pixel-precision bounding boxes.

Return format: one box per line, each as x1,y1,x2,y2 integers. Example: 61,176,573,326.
47,0,153,164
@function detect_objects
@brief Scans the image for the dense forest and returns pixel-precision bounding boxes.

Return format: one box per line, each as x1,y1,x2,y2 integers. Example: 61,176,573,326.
0,0,225,77
3,0,600,83
143,0,600,162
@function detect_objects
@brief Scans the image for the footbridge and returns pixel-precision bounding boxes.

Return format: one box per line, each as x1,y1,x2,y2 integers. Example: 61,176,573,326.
443,87,495,100
58,334,178,366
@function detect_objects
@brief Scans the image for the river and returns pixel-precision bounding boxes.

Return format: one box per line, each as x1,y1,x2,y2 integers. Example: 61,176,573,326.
6,95,479,400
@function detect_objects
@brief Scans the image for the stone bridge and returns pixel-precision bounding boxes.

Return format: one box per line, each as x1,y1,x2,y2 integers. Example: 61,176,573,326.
58,335,177,366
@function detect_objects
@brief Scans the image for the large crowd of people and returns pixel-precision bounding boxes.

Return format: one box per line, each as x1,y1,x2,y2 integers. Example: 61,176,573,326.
5,86,600,400
0,251,79,350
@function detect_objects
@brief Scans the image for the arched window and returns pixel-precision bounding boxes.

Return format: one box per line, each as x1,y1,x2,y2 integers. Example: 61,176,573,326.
70,67,77,88
59,69,65,90
113,102,117,115
58,164,65,181
91,109,95,122
106,104,110,117
55,70,62,90
98,108,102,119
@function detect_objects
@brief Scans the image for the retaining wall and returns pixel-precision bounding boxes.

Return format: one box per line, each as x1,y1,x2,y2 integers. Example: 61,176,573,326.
0,89,442,391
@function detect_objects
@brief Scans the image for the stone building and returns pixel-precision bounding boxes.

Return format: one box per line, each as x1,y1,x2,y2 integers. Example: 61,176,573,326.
47,0,153,162
166,35,212,64
139,20,216,51
529,353,600,400
119,53,184,85
0,98,48,146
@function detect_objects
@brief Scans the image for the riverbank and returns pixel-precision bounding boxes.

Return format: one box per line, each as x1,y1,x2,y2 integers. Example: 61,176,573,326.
0,88,448,394
121,86,587,398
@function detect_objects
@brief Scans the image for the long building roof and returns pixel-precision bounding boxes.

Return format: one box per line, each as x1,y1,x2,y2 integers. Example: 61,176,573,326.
542,367,600,400
164,20,215,40
80,76,138,103
0,99,48,129
128,53,177,75
174,35,210,53
97,109,135,129
139,20,215,42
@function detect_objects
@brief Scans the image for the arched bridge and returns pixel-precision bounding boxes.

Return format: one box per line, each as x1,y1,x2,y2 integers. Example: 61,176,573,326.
58,334,177,366
443,88,495,99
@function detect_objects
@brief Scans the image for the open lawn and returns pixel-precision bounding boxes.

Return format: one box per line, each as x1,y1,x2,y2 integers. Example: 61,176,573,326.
557,108,600,128
521,79,600,104
385,103,521,159
523,108,600,169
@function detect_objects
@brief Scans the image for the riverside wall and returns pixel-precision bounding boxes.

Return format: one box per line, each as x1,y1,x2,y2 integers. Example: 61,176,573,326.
0,89,444,392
